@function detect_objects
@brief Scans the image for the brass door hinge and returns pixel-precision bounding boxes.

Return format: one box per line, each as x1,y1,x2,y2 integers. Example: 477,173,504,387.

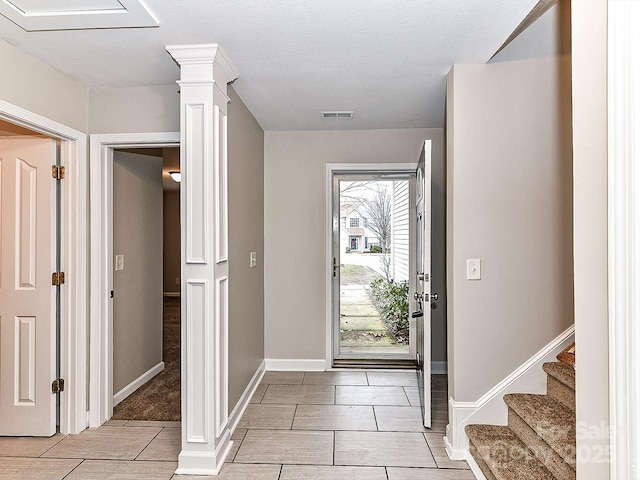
52,378,64,394
52,165,65,180
52,272,65,286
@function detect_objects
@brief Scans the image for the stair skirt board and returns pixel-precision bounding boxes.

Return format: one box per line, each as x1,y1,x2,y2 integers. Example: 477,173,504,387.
113,362,165,406
444,325,575,461
466,451,489,480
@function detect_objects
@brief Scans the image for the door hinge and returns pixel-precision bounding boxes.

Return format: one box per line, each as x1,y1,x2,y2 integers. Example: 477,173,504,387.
52,165,65,180
52,378,65,394
52,272,65,286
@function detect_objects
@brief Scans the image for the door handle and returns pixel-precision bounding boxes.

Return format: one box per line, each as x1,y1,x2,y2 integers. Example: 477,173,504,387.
411,311,423,318
415,292,439,302
332,258,344,277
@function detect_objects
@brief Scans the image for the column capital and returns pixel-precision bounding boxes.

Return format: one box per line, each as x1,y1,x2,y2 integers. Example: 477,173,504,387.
166,43,239,85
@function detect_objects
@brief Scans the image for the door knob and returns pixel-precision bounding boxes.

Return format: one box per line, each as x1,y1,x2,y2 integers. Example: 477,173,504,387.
413,292,424,301
430,292,439,301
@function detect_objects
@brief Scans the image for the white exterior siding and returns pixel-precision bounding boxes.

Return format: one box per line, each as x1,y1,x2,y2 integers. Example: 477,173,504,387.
391,180,410,282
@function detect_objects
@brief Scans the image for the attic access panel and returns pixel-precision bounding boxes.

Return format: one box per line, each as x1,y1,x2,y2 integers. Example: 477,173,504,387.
0,0,158,31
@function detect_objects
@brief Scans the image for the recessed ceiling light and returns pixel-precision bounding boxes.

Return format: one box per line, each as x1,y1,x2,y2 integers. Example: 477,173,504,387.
169,171,181,183
321,111,354,119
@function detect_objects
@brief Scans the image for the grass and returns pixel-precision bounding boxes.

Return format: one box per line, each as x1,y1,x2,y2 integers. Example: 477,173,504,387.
341,264,367,275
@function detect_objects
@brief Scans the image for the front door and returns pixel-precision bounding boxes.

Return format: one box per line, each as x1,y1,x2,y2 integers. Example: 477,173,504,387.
414,140,432,428
332,172,415,365
0,137,57,436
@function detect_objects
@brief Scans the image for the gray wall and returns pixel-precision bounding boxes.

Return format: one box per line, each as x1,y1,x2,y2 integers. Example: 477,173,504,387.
163,190,180,294
89,86,180,134
0,40,88,133
227,86,266,410
490,0,571,64
263,128,446,362
112,151,164,393
446,53,573,401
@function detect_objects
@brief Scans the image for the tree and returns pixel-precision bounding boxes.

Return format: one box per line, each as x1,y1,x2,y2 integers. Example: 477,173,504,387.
364,186,393,281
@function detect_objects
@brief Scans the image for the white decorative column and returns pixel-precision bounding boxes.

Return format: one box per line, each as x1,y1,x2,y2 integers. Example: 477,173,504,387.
166,44,238,476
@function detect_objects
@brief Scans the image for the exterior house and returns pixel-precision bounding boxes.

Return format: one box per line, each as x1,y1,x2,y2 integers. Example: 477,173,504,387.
0,1,634,479
340,201,380,252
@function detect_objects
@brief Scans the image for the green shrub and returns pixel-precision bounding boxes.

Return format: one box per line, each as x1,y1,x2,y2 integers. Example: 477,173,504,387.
369,278,409,342
369,245,382,253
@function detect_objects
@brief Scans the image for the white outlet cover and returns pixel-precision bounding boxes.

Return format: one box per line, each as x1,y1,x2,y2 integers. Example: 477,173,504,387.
115,254,125,271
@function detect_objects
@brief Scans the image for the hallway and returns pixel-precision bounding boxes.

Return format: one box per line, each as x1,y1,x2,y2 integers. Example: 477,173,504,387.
0,371,472,479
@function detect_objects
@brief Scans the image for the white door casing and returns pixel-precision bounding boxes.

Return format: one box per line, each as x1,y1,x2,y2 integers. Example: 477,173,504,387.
88,132,180,428
0,137,57,436
415,140,432,428
325,163,417,367
0,101,87,436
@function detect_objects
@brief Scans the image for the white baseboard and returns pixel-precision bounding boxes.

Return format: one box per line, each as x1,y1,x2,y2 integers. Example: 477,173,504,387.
228,360,266,433
163,292,180,297
444,325,575,461
265,358,326,371
113,361,164,406
432,361,447,374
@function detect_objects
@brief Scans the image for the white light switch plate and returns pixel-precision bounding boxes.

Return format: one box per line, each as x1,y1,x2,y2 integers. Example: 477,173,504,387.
466,258,481,280
250,252,257,268
115,254,125,271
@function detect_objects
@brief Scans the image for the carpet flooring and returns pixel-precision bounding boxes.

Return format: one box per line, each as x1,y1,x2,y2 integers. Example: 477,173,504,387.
112,297,181,421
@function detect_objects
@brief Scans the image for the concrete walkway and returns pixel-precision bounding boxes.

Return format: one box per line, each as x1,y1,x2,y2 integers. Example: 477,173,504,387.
340,284,408,354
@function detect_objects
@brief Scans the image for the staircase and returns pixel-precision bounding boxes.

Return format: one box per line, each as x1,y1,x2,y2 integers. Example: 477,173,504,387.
466,361,576,480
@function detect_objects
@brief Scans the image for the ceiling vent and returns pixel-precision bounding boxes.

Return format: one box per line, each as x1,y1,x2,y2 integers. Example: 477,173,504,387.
321,111,354,119
0,0,158,31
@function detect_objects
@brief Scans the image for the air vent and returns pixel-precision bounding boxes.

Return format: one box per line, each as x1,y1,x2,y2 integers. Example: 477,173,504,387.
321,111,354,119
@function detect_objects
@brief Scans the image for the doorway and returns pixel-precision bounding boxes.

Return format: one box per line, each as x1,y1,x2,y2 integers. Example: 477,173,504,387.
0,110,87,436
88,132,180,428
331,169,416,367
108,147,181,422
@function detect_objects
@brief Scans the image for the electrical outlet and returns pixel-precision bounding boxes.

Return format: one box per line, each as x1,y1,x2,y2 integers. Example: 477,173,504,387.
466,259,481,280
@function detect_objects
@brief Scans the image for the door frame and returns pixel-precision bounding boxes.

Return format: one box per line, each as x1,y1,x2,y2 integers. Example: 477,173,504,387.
0,99,87,435
324,163,416,368
89,132,180,427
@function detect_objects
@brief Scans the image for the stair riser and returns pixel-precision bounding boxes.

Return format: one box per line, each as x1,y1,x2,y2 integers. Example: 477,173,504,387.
547,376,575,412
508,408,576,479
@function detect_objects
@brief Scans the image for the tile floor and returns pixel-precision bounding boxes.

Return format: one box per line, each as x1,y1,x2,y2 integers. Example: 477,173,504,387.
0,371,473,479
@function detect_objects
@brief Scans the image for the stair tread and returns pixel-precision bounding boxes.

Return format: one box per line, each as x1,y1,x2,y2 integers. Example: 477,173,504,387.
543,361,575,390
466,424,556,480
504,393,576,467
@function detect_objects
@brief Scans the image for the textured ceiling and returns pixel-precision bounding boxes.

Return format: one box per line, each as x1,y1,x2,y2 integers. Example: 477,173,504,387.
0,0,538,130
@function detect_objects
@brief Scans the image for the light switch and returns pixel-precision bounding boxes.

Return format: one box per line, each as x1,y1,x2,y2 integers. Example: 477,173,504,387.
115,254,125,272
250,252,257,268
466,259,481,280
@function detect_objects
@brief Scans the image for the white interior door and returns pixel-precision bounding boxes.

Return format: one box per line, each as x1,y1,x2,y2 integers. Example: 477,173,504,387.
0,137,57,436
414,140,432,428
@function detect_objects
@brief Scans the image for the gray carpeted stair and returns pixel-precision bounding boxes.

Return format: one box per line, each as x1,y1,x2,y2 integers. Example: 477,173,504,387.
466,361,576,480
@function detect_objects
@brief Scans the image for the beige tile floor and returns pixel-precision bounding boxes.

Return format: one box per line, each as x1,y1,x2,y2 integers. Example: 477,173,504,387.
0,371,473,479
